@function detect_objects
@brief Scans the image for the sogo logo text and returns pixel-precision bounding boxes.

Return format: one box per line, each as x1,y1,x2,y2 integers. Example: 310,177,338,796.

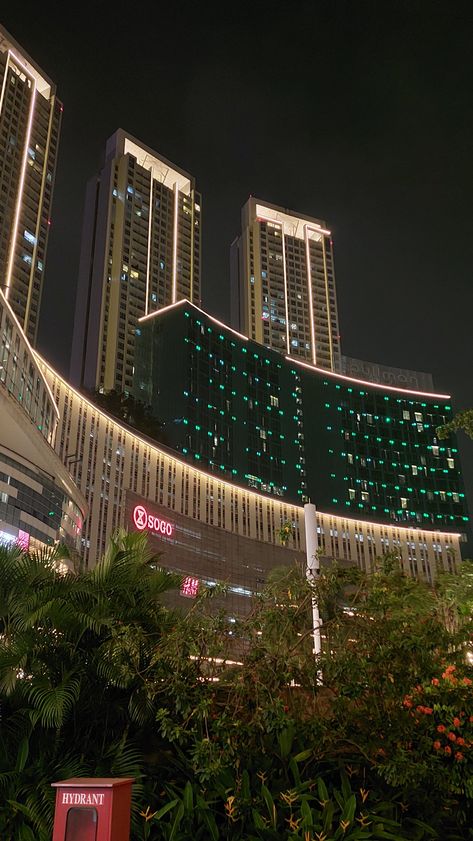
133,504,174,537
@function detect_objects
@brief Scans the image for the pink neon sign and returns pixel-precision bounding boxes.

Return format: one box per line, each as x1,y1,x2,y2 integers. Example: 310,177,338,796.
180,576,199,598
17,529,30,551
133,504,174,537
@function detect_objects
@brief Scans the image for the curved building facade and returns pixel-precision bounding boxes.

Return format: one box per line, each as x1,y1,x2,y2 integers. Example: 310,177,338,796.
38,343,466,595
0,291,86,551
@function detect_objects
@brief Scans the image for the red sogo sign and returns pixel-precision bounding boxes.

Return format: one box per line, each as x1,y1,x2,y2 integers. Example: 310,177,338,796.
133,504,174,537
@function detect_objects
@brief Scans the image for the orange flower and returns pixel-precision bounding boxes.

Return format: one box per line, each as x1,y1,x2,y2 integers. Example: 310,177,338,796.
437,725,446,733
431,678,440,686
469,716,473,723
444,746,452,755
403,698,413,708
423,707,433,715
462,677,472,686
433,740,441,750
456,737,465,747
447,732,457,742
453,717,461,728
455,752,464,761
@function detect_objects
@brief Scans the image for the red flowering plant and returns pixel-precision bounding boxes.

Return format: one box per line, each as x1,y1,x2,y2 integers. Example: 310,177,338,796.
399,663,473,798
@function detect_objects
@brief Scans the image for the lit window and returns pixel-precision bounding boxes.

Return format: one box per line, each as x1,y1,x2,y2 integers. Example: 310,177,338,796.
401,498,408,509
23,230,36,245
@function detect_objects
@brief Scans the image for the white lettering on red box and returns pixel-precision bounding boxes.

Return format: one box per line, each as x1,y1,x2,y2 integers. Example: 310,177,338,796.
62,792,105,806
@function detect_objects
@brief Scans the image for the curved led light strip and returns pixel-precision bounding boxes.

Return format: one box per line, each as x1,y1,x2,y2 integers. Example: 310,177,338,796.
286,355,451,400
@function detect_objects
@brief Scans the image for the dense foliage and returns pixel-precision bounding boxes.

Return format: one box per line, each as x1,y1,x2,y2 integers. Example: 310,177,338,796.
1,535,472,840
437,408,473,441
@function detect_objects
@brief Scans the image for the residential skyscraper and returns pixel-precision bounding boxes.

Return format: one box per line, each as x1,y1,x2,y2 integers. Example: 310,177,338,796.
0,25,62,345
231,198,341,371
70,129,201,392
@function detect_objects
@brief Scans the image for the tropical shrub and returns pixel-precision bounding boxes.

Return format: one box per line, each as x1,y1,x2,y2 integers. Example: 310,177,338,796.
1,538,473,839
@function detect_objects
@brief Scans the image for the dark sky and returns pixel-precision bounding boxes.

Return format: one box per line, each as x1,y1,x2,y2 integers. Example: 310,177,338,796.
4,0,473,513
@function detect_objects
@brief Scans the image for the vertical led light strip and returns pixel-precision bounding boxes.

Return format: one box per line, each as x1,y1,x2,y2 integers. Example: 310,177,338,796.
145,167,153,315
321,234,334,371
280,223,290,353
189,188,195,303
5,62,37,301
304,225,317,366
171,181,179,303
26,89,56,340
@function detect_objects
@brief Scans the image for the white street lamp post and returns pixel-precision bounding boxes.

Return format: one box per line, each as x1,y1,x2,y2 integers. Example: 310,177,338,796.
304,503,322,666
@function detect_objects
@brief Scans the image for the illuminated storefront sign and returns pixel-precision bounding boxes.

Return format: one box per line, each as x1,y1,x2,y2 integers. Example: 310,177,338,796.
132,504,174,537
180,576,199,598
17,529,30,550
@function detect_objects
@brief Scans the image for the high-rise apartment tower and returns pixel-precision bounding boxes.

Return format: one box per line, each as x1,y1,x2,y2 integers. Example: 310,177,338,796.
70,129,201,392
231,198,341,371
0,25,62,345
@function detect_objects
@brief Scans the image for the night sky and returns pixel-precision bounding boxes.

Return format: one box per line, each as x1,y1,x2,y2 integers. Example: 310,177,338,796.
4,1,473,513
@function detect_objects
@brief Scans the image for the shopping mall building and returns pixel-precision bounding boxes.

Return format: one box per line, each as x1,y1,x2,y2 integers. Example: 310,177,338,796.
28,298,469,614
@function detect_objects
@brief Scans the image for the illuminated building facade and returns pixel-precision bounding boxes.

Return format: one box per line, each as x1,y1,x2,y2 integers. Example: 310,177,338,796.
134,301,305,500
133,300,469,540
0,290,86,552
70,129,201,393
0,25,62,346
37,351,466,591
231,197,341,371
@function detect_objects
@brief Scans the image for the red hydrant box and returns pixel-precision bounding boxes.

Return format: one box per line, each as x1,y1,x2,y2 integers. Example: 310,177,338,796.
51,777,134,841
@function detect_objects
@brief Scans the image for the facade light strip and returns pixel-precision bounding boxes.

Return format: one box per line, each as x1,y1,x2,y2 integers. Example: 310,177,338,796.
286,355,451,400
281,226,290,353
139,298,249,342
321,232,334,371
304,225,317,365
4,57,36,301
35,353,462,539
144,167,154,316
171,182,179,303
